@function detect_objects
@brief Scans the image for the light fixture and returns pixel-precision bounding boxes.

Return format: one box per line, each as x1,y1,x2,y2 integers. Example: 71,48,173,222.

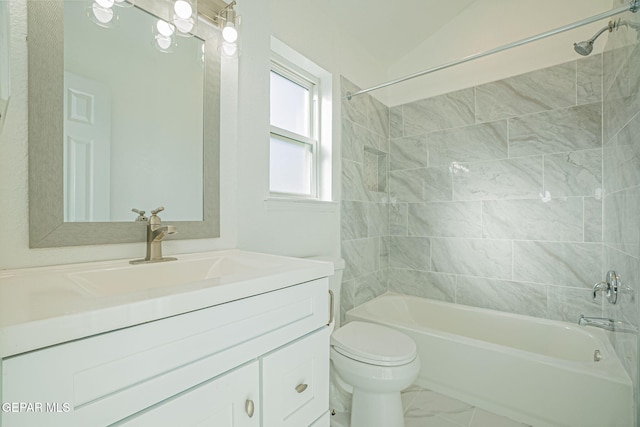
221,8,237,43
153,19,176,53
87,0,119,28
113,0,134,8
215,1,239,57
171,0,197,37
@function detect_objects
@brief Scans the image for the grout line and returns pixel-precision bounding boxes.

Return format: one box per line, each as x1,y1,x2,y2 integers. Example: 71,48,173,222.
575,59,578,107
468,407,479,427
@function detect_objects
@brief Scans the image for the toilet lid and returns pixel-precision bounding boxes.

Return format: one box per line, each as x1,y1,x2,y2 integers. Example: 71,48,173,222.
331,321,417,366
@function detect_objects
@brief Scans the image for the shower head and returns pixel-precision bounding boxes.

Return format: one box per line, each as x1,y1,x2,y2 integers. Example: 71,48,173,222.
573,20,617,56
573,40,594,56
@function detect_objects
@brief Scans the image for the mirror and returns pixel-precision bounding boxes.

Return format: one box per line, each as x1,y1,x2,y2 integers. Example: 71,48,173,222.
28,0,221,247
64,1,204,222
0,0,10,131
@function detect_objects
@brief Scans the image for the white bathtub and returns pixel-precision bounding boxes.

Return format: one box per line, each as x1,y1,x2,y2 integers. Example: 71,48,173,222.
345,293,634,427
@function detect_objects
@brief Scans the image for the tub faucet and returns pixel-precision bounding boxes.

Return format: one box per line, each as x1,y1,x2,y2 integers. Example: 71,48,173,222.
130,207,177,265
578,315,637,333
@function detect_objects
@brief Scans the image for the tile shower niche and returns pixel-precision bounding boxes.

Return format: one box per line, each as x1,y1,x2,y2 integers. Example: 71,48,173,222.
364,147,388,193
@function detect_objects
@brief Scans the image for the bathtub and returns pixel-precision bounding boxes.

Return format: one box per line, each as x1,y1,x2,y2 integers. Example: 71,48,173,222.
345,293,634,427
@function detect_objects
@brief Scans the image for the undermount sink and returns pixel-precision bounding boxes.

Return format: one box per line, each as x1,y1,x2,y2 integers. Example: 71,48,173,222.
67,253,284,297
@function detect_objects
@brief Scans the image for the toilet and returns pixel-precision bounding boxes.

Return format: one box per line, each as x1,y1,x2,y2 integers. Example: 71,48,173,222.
330,321,420,427
310,257,420,427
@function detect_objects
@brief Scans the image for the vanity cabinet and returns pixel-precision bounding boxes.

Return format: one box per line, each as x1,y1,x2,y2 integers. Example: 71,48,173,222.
262,325,330,427
117,361,261,427
1,278,330,427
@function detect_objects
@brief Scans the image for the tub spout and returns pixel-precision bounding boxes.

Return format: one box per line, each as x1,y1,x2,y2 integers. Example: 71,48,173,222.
578,315,637,333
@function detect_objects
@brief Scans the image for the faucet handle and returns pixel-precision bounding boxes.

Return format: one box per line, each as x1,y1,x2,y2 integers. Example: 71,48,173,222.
151,206,165,215
592,281,606,299
131,208,148,221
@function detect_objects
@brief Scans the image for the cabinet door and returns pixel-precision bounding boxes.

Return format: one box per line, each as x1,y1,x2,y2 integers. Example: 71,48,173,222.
114,361,260,427
262,327,330,427
309,411,330,427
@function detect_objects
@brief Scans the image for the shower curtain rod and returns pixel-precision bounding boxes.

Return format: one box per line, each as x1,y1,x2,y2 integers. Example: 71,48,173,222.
346,0,639,100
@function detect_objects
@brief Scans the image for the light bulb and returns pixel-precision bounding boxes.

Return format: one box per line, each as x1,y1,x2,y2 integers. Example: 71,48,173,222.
156,20,175,37
92,3,114,24
173,17,194,34
156,34,172,50
221,41,237,57
95,0,114,8
173,0,193,19
222,23,237,43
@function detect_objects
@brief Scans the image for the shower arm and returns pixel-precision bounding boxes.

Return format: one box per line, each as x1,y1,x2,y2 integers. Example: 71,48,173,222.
587,21,616,43
346,0,639,100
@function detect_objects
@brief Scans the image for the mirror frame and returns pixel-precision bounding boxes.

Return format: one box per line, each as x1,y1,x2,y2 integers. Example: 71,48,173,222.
28,0,221,248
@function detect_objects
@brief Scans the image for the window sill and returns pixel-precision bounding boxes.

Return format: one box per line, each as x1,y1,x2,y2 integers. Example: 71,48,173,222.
264,198,338,213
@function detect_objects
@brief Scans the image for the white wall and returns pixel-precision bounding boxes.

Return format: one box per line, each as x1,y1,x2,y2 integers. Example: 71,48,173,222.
0,0,340,270
382,0,614,105
0,0,238,269
270,0,614,106
233,0,341,259
1,0,615,268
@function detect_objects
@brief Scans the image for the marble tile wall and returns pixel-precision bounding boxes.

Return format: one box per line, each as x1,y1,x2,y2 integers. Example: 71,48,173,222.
341,32,639,423
340,77,390,322
341,57,609,323
601,3,640,422
385,55,606,323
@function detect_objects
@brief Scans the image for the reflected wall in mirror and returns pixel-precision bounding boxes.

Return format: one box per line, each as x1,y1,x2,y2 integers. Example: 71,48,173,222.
0,0,10,131
28,0,221,247
64,1,204,222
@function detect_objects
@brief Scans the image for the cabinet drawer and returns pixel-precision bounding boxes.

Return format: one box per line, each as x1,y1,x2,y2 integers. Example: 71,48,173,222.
262,327,330,427
1,279,328,427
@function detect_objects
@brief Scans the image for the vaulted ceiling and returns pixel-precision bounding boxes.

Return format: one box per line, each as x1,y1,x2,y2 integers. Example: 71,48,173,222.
272,0,618,104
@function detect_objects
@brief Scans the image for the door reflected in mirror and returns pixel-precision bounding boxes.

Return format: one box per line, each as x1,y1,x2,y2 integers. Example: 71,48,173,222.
63,1,204,222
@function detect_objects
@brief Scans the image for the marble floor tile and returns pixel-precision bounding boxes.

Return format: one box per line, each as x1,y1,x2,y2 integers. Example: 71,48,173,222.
470,409,530,427
401,385,530,427
331,384,530,427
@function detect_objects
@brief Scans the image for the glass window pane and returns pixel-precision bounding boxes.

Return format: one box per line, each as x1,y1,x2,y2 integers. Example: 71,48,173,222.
270,71,310,137
269,136,312,195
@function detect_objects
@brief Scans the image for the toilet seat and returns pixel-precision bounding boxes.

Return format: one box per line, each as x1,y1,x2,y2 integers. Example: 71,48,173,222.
331,321,417,366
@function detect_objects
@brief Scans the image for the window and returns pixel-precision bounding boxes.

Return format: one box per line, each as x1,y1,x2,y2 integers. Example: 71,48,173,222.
269,59,319,198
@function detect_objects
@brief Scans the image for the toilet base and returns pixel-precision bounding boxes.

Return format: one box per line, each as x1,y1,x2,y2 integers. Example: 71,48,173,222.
350,388,405,427
330,410,350,427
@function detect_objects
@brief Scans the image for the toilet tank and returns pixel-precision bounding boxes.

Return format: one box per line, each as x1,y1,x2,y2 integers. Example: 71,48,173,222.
305,256,345,329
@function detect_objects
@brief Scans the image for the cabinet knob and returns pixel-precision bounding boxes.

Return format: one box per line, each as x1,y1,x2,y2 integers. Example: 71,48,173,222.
295,383,308,393
245,399,255,418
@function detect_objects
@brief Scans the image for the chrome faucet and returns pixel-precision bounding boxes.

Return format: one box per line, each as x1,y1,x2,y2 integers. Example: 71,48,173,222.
578,315,637,333
130,207,177,264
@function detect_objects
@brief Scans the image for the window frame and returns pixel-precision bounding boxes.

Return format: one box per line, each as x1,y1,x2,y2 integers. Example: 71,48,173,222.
269,56,321,200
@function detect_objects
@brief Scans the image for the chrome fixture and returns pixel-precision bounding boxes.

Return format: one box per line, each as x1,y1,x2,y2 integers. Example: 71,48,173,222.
578,315,637,334
130,206,178,264
346,0,640,100
573,20,619,56
592,270,621,304
593,349,603,362
214,1,240,57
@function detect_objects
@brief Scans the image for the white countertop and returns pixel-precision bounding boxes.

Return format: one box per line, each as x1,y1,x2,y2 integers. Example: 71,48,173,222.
0,250,334,358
